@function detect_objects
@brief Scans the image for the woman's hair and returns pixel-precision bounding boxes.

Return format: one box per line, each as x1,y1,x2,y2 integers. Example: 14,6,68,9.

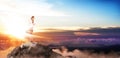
31,16,34,19
31,16,35,24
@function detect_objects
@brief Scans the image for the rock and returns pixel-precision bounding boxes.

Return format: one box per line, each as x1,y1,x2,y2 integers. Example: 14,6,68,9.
7,42,65,58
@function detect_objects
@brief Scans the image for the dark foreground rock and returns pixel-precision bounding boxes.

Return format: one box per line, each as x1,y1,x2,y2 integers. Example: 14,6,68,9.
7,42,65,58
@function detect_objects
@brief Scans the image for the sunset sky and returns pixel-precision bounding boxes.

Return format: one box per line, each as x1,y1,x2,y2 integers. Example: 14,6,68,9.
0,0,120,32
0,0,120,49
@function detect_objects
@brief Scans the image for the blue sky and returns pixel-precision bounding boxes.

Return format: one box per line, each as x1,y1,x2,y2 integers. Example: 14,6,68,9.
42,0,120,28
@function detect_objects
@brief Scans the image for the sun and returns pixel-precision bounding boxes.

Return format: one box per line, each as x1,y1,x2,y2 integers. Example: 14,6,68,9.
5,26,27,39
1,16,29,40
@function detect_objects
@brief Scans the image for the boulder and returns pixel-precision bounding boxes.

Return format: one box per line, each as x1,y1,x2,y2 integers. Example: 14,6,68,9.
7,42,65,58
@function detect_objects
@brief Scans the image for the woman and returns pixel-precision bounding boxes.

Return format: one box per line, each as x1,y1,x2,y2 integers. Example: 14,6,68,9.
26,16,35,34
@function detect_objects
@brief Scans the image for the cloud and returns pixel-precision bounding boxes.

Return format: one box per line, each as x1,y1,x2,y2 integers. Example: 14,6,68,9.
74,32,100,36
33,27,120,47
53,46,120,58
16,0,67,16
0,0,66,16
33,27,120,40
0,33,24,50
77,27,120,37
36,27,120,37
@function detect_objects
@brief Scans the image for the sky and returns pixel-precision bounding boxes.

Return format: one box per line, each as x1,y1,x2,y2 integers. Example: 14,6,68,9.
0,0,120,32
0,0,120,56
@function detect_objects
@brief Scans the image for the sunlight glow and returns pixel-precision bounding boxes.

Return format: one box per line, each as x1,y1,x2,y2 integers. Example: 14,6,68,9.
1,15,29,40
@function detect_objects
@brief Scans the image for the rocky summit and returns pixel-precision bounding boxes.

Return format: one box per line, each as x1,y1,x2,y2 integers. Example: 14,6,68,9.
7,42,65,58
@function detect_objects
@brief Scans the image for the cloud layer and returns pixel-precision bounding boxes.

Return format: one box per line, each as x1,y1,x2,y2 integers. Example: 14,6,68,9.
34,27,120,47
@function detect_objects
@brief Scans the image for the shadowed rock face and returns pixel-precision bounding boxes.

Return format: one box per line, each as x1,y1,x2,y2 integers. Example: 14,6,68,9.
7,42,65,58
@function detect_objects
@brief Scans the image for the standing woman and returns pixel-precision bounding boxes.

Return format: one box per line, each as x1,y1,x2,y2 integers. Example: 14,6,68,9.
26,16,35,34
